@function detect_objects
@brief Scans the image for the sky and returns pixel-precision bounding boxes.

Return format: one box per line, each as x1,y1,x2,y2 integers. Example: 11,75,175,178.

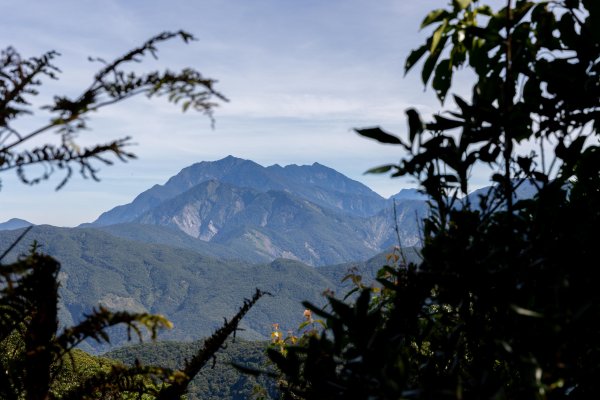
0,0,481,226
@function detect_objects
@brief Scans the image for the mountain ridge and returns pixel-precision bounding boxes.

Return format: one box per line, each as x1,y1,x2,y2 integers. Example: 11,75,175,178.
82,156,419,266
0,218,33,231
90,156,388,227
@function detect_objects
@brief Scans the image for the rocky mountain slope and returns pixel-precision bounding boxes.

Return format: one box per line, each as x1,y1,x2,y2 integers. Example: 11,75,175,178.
91,156,387,226
86,156,426,265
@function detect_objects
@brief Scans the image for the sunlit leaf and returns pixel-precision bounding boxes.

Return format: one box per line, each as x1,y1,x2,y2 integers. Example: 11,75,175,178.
510,304,544,318
422,36,447,86
430,19,449,53
421,9,450,29
453,0,472,11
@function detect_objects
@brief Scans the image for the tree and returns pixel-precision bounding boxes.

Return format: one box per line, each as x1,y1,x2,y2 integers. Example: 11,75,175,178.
0,32,266,399
266,1,600,398
0,31,226,189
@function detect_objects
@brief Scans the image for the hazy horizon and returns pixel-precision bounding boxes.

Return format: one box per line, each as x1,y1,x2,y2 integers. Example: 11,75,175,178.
1,154,422,227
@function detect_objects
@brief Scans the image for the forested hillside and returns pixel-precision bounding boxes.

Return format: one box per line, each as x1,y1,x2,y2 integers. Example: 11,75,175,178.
0,225,419,352
106,339,277,400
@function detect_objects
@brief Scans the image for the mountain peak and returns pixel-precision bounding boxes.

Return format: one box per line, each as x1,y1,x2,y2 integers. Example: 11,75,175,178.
0,218,34,231
390,188,428,201
219,154,247,163
91,157,388,226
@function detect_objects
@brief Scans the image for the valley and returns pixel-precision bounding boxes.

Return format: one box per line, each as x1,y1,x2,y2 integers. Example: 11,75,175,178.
0,156,425,353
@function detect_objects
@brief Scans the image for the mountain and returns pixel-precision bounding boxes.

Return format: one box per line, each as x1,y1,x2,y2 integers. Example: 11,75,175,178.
133,179,385,265
0,225,400,352
463,179,541,210
389,188,428,202
95,223,268,264
84,157,426,265
0,218,33,230
90,156,387,226
363,199,429,249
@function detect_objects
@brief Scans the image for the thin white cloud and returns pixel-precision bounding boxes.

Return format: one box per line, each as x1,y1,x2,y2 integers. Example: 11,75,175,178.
0,0,467,226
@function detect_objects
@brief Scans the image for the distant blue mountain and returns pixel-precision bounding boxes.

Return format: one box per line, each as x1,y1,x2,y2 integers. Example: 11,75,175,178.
132,179,395,265
464,179,540,209
85,157,541,266
82,157,540,266
389,188,429,202
81,156,428,265
0,218,33,231
90,156,387,226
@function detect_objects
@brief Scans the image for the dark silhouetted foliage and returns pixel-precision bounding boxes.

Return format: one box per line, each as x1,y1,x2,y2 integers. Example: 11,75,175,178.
0,31,226,189
0,32,270,399
267,1,600,398
0,243,266,399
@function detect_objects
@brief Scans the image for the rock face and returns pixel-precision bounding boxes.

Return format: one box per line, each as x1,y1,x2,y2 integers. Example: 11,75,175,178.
91,156,386,226
87,156,428,266
134,180,394,266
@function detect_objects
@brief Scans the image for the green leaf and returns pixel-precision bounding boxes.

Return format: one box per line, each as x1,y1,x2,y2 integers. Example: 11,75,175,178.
432,59,452,103
453,95,470,113
450,42,466,65
512,1,535,25
365,164,395,174
453,0,472,11
430,19,449,53
582,0,600,40
355,127,403,145
406,109,424,143
314,319,326,328
405,44,428,74
427,114,464,131
298,321,311,330
532,4,559,50
421,9,449,29
422,36,447,86
475,4,493,16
